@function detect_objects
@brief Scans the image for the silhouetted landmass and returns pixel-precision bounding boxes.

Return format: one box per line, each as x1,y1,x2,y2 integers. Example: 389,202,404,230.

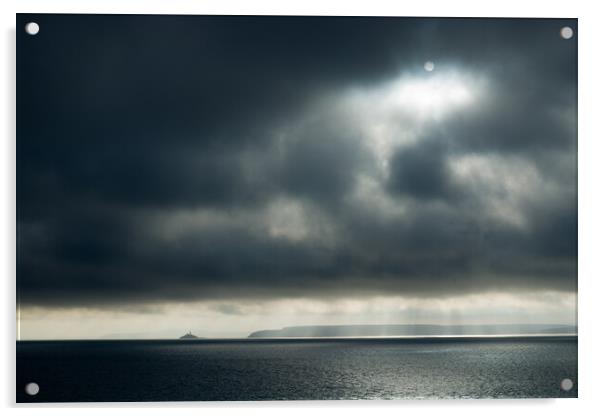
248,324,577,338
179,332,199,339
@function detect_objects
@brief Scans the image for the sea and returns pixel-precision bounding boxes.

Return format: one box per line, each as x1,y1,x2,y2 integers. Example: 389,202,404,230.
16,336,577,402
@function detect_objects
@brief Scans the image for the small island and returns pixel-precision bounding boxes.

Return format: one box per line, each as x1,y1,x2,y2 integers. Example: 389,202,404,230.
179,331,199,340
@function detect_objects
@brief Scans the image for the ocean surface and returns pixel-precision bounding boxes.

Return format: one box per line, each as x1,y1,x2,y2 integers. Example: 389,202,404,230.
16,336,577,402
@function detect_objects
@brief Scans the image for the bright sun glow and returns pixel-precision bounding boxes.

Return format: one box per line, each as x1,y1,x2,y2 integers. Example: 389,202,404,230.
340,69,485,171
344,69,483,125
385,73,474,119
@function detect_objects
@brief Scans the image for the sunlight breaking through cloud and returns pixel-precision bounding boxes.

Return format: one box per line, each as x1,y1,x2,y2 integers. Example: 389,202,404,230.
19,291,576,340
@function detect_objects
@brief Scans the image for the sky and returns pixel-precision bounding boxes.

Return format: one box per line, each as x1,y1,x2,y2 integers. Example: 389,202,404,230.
17,15,577,339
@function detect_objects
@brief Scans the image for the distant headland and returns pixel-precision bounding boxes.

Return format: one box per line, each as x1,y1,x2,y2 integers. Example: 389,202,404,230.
248,324,577,338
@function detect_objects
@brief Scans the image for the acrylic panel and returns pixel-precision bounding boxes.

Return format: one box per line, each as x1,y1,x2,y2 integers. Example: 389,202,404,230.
16,14,577,402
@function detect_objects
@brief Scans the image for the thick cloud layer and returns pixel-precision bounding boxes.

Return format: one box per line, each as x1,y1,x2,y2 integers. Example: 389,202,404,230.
17,15,577,307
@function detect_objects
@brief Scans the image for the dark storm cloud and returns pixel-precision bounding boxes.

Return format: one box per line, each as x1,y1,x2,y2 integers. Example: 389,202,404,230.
17,15,577,307
276,121,373,204
387,140,455,200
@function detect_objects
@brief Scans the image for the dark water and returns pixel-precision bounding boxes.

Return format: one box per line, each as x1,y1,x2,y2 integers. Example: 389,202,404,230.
17,336,577,402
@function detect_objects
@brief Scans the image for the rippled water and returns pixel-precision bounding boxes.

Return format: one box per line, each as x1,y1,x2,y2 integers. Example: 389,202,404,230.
17,337,577,402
